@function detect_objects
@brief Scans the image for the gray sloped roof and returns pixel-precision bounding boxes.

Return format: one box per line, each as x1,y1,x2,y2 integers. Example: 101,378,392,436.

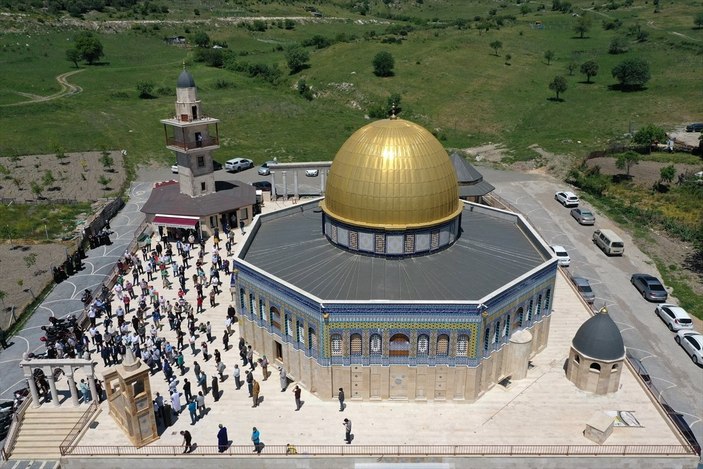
141,180,256,217
572,312,625,361
451,153,495,197
177,70,196,88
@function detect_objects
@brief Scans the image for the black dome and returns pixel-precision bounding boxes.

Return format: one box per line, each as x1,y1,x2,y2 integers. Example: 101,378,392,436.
572,312,625,361
177,70,196,88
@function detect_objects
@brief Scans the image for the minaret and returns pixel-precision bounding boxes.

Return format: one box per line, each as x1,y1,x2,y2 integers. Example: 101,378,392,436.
161,67,220,197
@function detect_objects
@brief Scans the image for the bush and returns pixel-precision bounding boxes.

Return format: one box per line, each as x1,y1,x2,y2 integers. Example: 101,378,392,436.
136,81,155,99
608,36,629,54
373,51,395,77
302,35,332,49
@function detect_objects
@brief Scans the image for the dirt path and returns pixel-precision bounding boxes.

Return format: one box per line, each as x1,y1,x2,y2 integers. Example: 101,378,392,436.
3,69,84,107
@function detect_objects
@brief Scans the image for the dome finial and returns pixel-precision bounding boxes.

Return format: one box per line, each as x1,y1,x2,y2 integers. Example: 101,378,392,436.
598,306,608,315
182,60,186,70
389,103,398,120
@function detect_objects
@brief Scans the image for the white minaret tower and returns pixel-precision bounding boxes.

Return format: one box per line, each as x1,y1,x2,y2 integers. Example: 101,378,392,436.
161,67,220,197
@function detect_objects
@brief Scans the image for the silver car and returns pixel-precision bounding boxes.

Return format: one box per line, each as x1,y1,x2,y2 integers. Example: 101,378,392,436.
570,276,595,304
258,161,277,176
570,208,595,225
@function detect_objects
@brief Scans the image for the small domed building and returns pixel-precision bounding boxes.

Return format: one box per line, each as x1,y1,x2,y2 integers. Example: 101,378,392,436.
233,116,558,402
566,308,625,395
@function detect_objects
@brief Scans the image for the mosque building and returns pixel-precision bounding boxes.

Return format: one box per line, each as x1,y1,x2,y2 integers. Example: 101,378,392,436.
233,116,558,402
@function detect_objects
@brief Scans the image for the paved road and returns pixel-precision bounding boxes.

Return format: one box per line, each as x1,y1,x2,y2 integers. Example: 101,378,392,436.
480,166,703,456
0,181,151,404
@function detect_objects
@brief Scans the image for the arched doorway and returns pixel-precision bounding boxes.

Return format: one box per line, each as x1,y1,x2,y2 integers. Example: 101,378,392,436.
389,334,410,357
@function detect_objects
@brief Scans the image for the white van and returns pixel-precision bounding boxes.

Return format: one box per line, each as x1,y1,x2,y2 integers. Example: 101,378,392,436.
592,229,624,256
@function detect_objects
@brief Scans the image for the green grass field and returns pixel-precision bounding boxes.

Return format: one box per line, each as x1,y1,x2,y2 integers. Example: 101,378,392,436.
1,0,701,169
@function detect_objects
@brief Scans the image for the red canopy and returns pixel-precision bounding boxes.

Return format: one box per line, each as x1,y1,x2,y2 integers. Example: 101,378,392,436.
152,214,199,229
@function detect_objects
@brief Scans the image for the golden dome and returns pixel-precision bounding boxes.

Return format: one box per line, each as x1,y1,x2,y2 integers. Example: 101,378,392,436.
320,118,461,230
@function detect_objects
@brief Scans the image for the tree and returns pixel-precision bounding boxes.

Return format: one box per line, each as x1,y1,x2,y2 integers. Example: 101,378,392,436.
612,58,651,90
98,175,112,190
24,253,37,269
580,60,599,83
549,75,568,100
608,36,628,54
42,170,55,187
660,164,676,185
192,31,211,48
284,45,310,74
574,15,592,38
505,53,512,65
100,150,114,171
567,62,578,76
136,81,155,99
544,50,555,65
489,40,503,56
74,32,104,65
615,151,640,176
66,48,80,68
372,51,395,77
520,4,532,15
55,145,68,164
633,124,666,145
695,12,703,29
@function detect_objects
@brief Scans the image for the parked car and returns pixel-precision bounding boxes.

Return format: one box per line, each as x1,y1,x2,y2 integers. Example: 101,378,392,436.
305,169,319,177
592,229,624,256
675,330,703,365
554,191,579,207
550,245,571,267
171,164,179,174
630,273,668,302
570,208,595,225
570,276,595,304
258,161,277,176
685,123,703,132
224,158,254,172
252,181,272,192
655,304,693,331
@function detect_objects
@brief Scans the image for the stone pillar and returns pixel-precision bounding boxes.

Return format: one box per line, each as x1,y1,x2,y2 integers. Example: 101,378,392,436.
293,171,299,200
24,369,41,408
46,371,60,406
282,171,288,201
320,170,326,195
87,374,99,404
505,329,532,380
66,371,80,406
271,172,277,200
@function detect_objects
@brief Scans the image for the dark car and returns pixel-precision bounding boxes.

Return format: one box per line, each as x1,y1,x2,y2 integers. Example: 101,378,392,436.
630,273,668,302
252,181,272,192
685,123,703,132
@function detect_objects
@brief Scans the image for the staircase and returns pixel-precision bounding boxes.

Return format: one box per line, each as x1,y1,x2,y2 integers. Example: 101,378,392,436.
7,406,89,460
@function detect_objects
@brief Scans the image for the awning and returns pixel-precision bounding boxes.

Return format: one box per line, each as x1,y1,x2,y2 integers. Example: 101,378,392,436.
152,214,200,229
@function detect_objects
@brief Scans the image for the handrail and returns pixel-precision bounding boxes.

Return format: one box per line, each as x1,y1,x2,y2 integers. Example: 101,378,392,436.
1,395,33,460
61,443,695,457
59,401,99,456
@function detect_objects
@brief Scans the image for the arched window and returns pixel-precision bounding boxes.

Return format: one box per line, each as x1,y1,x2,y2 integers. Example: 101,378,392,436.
250,294,256,320
516,307,524,328
370,333,382,356
259,299,265,320
437,334,449,356
350,333,362,356
544,289,551,312
417,334,430,356
574,355,580,364
504,314,511,337
611,363,619,373
494,320,501,344
270,307,281,331
285,313,291,336
484,328,490,352
296,320,304,344
456,334,469,357
308,327,317,352
330,334,342,356
389,334,410,357
536,294,543,318
589,362,601,372
239,288,245,309
527,300,533,322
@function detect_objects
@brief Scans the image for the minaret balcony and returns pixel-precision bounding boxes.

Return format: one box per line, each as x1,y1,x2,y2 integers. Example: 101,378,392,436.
165,136,220,152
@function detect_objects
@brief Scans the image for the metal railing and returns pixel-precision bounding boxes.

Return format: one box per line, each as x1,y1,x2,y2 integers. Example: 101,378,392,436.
60,443,694,458
165,136,219,151
59,401,99,456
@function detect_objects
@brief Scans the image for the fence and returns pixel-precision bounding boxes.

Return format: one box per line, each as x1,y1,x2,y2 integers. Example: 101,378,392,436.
61,443,694,458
